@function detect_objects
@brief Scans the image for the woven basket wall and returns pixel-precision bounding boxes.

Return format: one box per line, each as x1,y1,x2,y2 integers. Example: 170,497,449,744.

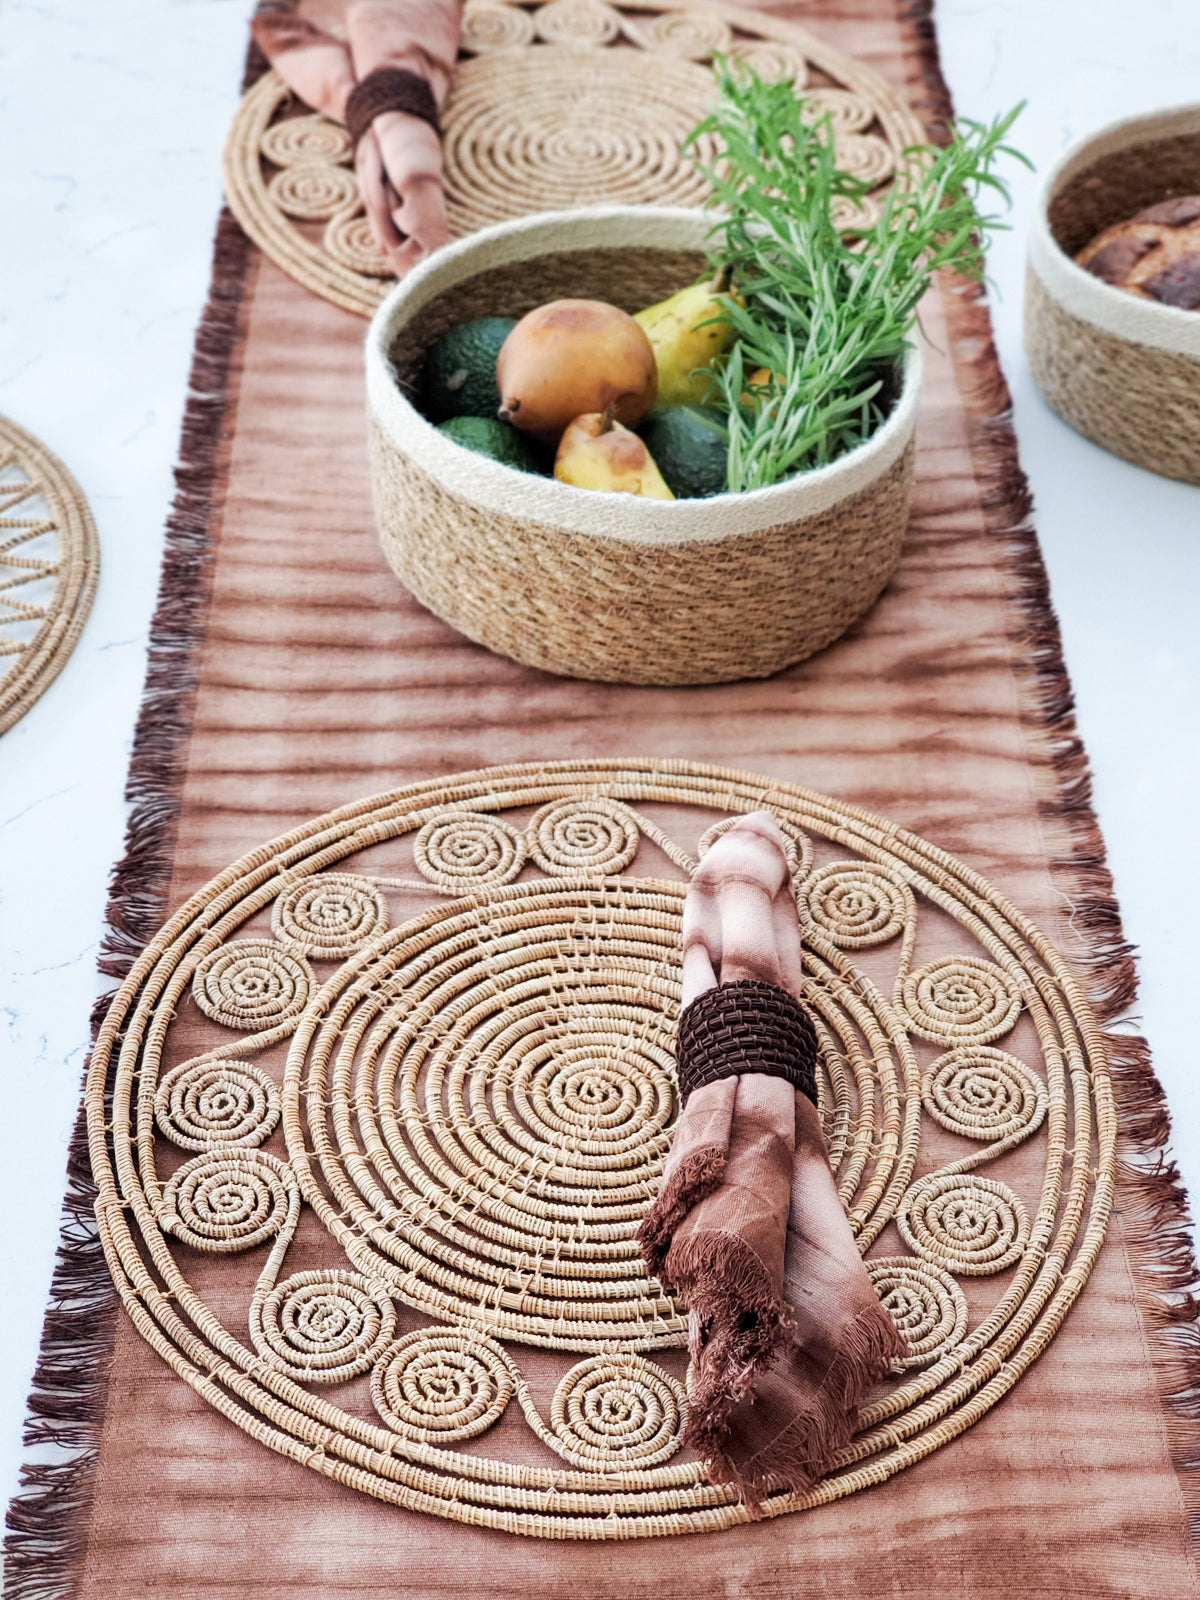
365,207,921,687
1025,104,1200,485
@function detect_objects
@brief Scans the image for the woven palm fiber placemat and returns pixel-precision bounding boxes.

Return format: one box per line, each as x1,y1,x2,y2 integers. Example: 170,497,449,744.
8,1,1200,1596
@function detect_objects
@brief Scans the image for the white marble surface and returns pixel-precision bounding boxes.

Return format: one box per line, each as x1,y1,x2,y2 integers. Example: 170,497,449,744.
1,0,1199,1524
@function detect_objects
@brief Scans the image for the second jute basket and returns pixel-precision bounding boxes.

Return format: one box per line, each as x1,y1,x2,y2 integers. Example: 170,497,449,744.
365,207,922,686
1025,103,1200,484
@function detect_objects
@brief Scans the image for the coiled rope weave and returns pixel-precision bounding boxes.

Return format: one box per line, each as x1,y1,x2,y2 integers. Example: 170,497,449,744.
88,759,1115,1537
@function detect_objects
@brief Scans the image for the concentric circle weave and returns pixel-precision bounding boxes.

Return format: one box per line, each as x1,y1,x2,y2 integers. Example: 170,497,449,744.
88,759,1114,1538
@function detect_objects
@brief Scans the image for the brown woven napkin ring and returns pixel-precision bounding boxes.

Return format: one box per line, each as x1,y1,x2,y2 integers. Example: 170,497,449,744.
345,67,441,151
676,979,818,1105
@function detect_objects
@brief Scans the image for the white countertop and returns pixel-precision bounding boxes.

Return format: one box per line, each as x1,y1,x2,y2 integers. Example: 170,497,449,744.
2,0,1198,1518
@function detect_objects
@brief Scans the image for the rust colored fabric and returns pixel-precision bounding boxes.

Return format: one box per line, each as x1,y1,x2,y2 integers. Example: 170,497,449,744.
642,986,905,1505
8,0,1200,1596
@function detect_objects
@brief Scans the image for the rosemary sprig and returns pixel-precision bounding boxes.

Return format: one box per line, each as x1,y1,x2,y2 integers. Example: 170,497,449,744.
686,64,1029,490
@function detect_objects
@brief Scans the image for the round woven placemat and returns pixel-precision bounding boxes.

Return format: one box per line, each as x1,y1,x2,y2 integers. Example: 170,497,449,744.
88,760,1114,1537
223,0,924,316
0,413,99,737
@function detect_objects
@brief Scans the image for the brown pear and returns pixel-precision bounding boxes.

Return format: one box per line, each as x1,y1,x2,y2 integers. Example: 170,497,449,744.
497,300,658,441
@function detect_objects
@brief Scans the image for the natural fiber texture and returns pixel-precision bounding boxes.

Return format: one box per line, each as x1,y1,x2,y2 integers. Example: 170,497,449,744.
74,762,1119,1535
1025,264,1200,484
367,213,919,683
222,0,924,316
675,980,818,1103
9,0,1200,1591
1025,111,1200,483
0,412,99,736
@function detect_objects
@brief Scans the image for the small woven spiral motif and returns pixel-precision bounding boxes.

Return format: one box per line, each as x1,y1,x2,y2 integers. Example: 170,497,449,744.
252,1270,396,1383
460,0,537,51
831,194,882,235
155,1058,280,1151
267,163,359,221
271,872,390,958
901,956,1023,1046
191,941,313,1030
833,134,895,188
534,0,621,46
414,811,527,891
802,89,877,134
371,1329,514,1441
729,39,809,86
898,1173,1030,1276
260,113,352,168
323,210,391,276
550,1355,686,1469
159,1150,295,1254
867,1257,969,1370
528,797,640,877
924,1046,1048,1145
802,860,907,948
636,13,732,58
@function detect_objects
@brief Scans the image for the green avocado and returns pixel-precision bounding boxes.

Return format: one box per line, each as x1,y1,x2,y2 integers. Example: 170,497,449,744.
437,415,542,473
420,316,517,422
638,405,729,498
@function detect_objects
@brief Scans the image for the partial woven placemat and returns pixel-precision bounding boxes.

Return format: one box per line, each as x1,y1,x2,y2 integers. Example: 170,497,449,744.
84,760,1105,1536
223,0,924,315
0,412,99,737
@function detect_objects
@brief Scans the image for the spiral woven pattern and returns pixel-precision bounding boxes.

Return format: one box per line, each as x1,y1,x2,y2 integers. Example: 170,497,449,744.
251,1270,396,1383
159,1150,296,1254
898,1173,1030,1276
154,1058,280,1151
443,47,718,236
260,114,351,167
901,956,1023,1046
528,796,641,877
370,1328,514,1440
729,38,809,84
91,759,1111,1536
534,0,622,45
923,1047,1048,1146
867,1257,969,1370
549,1354,686,1469
461,0,537,51
322,210,391,276
802,860,908,948
191,940,313,1030
267,163,358,221
835,134,895,187
414,811,527,891
271,873,390,959
637,11,733,56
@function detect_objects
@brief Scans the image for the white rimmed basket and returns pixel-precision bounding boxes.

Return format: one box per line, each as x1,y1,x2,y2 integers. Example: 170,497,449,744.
1026,104,1200,484
365,206,923,685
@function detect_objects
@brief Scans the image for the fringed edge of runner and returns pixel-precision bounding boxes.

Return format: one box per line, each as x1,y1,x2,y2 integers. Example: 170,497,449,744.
1,46,264,1600
901,0,1200,1545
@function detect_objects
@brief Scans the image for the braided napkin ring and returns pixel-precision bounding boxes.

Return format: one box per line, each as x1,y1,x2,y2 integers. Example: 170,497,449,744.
676,980,818,1105
345,67,441,150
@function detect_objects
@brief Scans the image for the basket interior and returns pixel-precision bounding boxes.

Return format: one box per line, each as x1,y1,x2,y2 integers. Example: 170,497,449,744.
1047,129,1200,257
387,246,708,393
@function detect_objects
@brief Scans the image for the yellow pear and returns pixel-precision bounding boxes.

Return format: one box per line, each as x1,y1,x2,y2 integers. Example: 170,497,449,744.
554,411,675,499
634,280,740,407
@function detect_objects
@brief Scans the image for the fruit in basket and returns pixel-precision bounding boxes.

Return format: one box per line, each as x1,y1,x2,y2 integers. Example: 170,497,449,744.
634,281,740,407
421,316,517,422
638,406,728,498
555,410,674,498
497,300,658,440
437,415,543,472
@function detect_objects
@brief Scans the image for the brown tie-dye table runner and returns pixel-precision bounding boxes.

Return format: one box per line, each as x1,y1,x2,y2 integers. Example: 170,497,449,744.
7,2,1200,1596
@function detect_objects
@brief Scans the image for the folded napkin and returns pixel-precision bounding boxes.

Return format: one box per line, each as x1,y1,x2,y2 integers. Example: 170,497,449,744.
252,0,461,274
640,822,906,1509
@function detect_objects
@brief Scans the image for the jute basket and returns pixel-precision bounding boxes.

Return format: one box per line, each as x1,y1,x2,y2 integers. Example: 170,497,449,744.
1025,103,1200,484
365,207,921,686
